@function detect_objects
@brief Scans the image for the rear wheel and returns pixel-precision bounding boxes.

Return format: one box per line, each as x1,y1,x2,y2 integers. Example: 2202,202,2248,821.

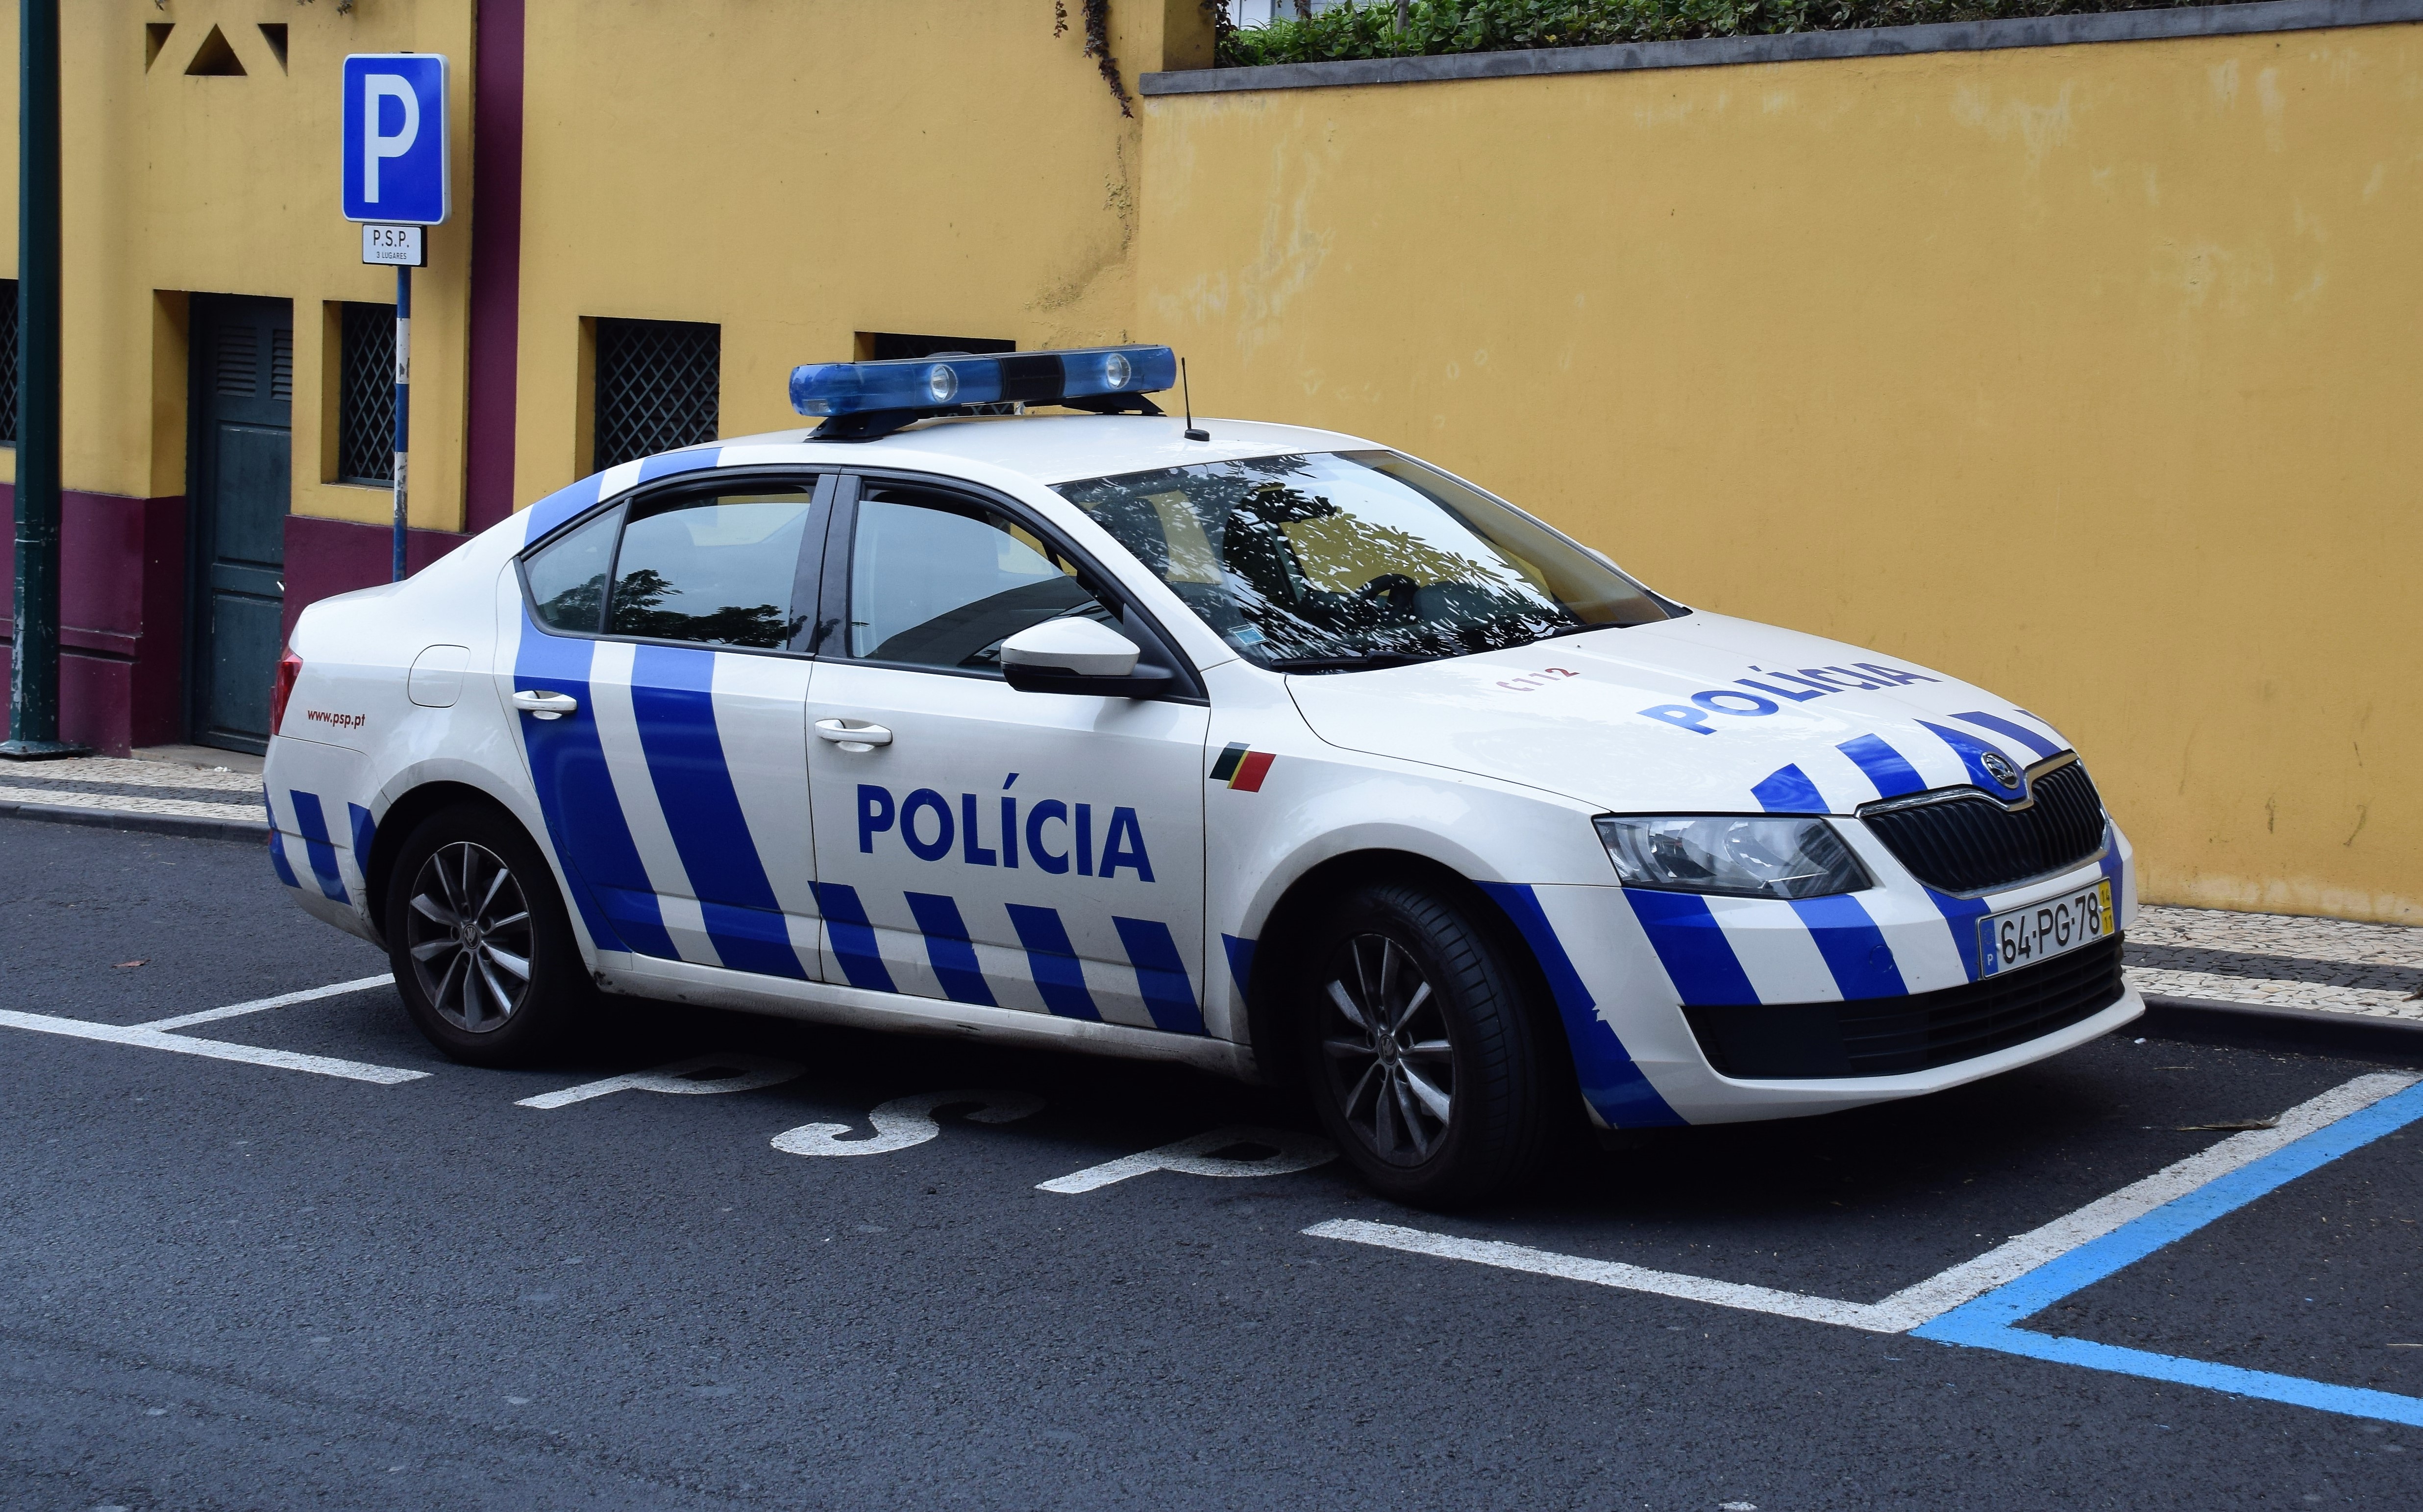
1298,881,1555,1208
385,802,592,1066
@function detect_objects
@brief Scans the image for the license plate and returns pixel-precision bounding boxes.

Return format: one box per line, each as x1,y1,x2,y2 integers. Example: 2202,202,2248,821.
1979,879,2114,976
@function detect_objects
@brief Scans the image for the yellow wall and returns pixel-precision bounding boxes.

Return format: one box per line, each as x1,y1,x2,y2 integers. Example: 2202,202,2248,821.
54,0,474,526
509,0,1206,506
1139,27,2423,924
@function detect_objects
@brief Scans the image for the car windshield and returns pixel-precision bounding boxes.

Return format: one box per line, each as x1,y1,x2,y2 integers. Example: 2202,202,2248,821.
1054,450,1675,670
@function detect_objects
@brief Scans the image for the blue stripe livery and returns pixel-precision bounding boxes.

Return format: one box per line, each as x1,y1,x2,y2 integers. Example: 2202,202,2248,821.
627,644,806,980
521,473,607,541
1751,763,1826,814
264,793,302,889
905,892,997,1006
1785,893,1907,999
1836,733,1927,799
1006,904,1102,1020
288,790,351,905
346,803,377,878
813,882,896,992
1919,719,2025,796
1924,887,1995,981
1486,882,1684,1127
1620,888,1759,1007
638,448,721,485
511,620,663,958
1113,917,1206,1035
1221,934,1257,1001
1952,709,2064,761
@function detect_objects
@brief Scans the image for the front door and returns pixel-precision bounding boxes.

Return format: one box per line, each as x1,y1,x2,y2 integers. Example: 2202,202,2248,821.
188,295,294,753
805,477,1212,1034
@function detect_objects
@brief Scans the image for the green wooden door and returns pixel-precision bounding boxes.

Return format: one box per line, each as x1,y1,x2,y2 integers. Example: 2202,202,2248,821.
188,295,293,753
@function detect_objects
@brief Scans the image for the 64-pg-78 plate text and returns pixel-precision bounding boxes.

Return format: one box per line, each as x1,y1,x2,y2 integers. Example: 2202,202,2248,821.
1980,879,2114,976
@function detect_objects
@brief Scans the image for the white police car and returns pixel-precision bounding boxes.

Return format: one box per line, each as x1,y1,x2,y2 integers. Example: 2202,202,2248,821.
265,346,2139,1204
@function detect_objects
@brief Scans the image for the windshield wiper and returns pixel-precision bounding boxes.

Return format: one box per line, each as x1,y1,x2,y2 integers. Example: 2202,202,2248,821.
1266,650,1439,672
1537,620,1617,641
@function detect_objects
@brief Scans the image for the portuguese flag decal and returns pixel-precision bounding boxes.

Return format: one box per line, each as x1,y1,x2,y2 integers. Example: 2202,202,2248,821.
1210,743,1275,793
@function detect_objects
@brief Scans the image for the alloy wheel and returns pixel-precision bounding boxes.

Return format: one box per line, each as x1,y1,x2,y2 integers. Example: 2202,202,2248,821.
403,841,534,1033
1318,933,1455,1166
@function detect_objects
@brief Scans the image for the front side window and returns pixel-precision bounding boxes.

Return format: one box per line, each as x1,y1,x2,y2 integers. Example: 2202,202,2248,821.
845,484,1114,671
605,489,816,649
1056,451,1673,671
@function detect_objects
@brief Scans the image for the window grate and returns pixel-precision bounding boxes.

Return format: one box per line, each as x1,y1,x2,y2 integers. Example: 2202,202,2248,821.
0,279,17,443
338,301,396,485
593,318,720,472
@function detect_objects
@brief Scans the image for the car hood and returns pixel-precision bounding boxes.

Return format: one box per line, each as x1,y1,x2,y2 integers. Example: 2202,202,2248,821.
1284,611,2076,816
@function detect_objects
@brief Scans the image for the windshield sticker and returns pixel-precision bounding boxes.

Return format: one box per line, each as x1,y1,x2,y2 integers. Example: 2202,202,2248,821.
1638,662,1941,734
1210,743,1276,793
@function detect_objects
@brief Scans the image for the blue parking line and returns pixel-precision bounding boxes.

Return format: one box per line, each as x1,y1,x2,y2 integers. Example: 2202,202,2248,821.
1915,1079,2423,1426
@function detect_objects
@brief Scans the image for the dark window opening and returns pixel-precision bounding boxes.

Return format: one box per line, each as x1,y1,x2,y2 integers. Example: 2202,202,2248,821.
184,24,246,76
856,332,1016,362
146,23,174,70
593,317,720,473
338,301,396,485
257,24,288,71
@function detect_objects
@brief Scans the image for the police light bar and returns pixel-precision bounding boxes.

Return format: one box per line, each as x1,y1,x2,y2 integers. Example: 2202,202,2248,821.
788,345,1177,438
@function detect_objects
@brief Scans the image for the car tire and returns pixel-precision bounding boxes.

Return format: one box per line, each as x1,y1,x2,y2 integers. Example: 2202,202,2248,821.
383,801,593,1066
1297,880,1556,1208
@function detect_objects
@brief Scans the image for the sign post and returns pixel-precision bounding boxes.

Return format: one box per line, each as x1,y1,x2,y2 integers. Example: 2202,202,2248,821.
341,54,448,583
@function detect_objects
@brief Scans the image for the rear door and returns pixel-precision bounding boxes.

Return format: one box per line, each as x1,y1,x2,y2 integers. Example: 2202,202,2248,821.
803,474,1212,1034
507,473,830,975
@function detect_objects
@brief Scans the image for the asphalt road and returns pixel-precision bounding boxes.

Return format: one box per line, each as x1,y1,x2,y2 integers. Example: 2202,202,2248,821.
3,816,2418,1511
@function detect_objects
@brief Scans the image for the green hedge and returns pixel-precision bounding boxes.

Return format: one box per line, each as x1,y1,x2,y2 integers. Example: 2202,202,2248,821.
1217,0,2218,67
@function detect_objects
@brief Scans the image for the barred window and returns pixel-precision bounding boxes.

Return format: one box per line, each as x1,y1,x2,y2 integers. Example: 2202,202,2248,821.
593,318,719,473
0,279,18,444
337,301,395,485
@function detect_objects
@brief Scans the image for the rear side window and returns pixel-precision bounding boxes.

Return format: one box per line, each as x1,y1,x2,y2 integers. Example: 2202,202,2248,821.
607,489,817,649
524,507,620,633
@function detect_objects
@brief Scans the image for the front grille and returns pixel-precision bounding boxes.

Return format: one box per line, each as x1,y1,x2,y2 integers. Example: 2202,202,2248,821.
1683,934,2126,1080
1862,760,2107,895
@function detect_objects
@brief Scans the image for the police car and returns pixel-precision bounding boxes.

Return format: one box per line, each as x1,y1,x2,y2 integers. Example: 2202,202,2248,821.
264,345,2139,1204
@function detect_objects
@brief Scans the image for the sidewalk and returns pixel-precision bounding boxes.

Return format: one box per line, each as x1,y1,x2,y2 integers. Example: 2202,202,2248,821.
3,754,2416,1032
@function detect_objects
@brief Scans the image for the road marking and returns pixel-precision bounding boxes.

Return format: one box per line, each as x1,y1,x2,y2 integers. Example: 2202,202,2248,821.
1039,1125,1336,1193
137,974,394,1031
1915,1075,2423,1427
773,1089,1043,1156
0,1008,428,1085
1309,1072,2417,1332
516,1054,804,1109
1309,1072,2423,1423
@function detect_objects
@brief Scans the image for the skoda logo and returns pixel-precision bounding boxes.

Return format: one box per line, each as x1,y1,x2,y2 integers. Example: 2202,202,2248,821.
1979,749,2023,791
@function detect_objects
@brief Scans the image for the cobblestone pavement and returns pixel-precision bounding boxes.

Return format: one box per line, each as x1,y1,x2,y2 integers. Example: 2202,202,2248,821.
5,755,2416,1025
0,754,265,823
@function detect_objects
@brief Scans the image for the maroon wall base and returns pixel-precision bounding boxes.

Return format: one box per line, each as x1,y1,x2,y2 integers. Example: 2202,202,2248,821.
280,515,471,645
0,485,186,757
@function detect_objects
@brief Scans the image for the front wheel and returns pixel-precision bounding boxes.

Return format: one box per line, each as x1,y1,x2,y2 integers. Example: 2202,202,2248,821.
1298,881,1556,1208
384,801,593,1066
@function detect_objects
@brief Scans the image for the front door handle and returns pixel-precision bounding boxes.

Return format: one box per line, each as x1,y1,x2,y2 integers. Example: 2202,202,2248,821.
815,718,892,752
511,689,579,721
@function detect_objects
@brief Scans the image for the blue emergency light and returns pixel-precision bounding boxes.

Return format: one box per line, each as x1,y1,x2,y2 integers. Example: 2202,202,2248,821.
789,345,1178,439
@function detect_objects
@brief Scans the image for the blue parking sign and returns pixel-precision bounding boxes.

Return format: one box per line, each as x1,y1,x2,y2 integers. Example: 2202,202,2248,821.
341,54,449,225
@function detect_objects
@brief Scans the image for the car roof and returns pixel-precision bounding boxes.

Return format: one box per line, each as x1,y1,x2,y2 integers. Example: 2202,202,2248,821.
721,413,1381,487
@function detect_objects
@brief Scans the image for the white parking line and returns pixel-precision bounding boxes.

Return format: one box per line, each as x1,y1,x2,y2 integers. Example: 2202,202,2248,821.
516,1054,804,1109
0,1009,428,1086
136,974,394,1031
1307,1071,2420,1333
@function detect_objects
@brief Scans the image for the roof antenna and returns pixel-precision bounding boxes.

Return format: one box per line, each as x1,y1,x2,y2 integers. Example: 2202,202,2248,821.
1181,358,1210,442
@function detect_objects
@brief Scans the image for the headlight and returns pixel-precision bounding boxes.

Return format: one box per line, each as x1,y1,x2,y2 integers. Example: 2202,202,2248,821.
1593,815,1871,899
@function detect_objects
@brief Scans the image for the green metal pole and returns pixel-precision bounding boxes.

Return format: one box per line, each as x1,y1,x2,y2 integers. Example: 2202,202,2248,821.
3,0,79,759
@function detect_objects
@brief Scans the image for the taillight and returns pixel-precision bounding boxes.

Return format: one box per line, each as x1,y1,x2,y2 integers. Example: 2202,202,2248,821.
270,648,303,735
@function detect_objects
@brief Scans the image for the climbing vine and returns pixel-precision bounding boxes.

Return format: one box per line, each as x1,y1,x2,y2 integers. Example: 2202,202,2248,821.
1054,0,1135,117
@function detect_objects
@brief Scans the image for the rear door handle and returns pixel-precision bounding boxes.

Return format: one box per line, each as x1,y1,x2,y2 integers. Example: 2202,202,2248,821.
815,718,892,752
511,690,580,720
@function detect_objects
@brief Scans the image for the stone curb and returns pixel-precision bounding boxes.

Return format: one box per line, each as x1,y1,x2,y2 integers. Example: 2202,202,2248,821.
0,799,270,846
1142,0,2423,95
2140,992,2423,1067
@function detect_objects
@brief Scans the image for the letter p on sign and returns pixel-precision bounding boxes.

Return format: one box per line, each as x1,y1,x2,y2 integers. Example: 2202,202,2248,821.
341,54,449,225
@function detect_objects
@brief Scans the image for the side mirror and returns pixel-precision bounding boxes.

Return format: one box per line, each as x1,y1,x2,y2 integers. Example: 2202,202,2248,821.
999,617,1173,697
